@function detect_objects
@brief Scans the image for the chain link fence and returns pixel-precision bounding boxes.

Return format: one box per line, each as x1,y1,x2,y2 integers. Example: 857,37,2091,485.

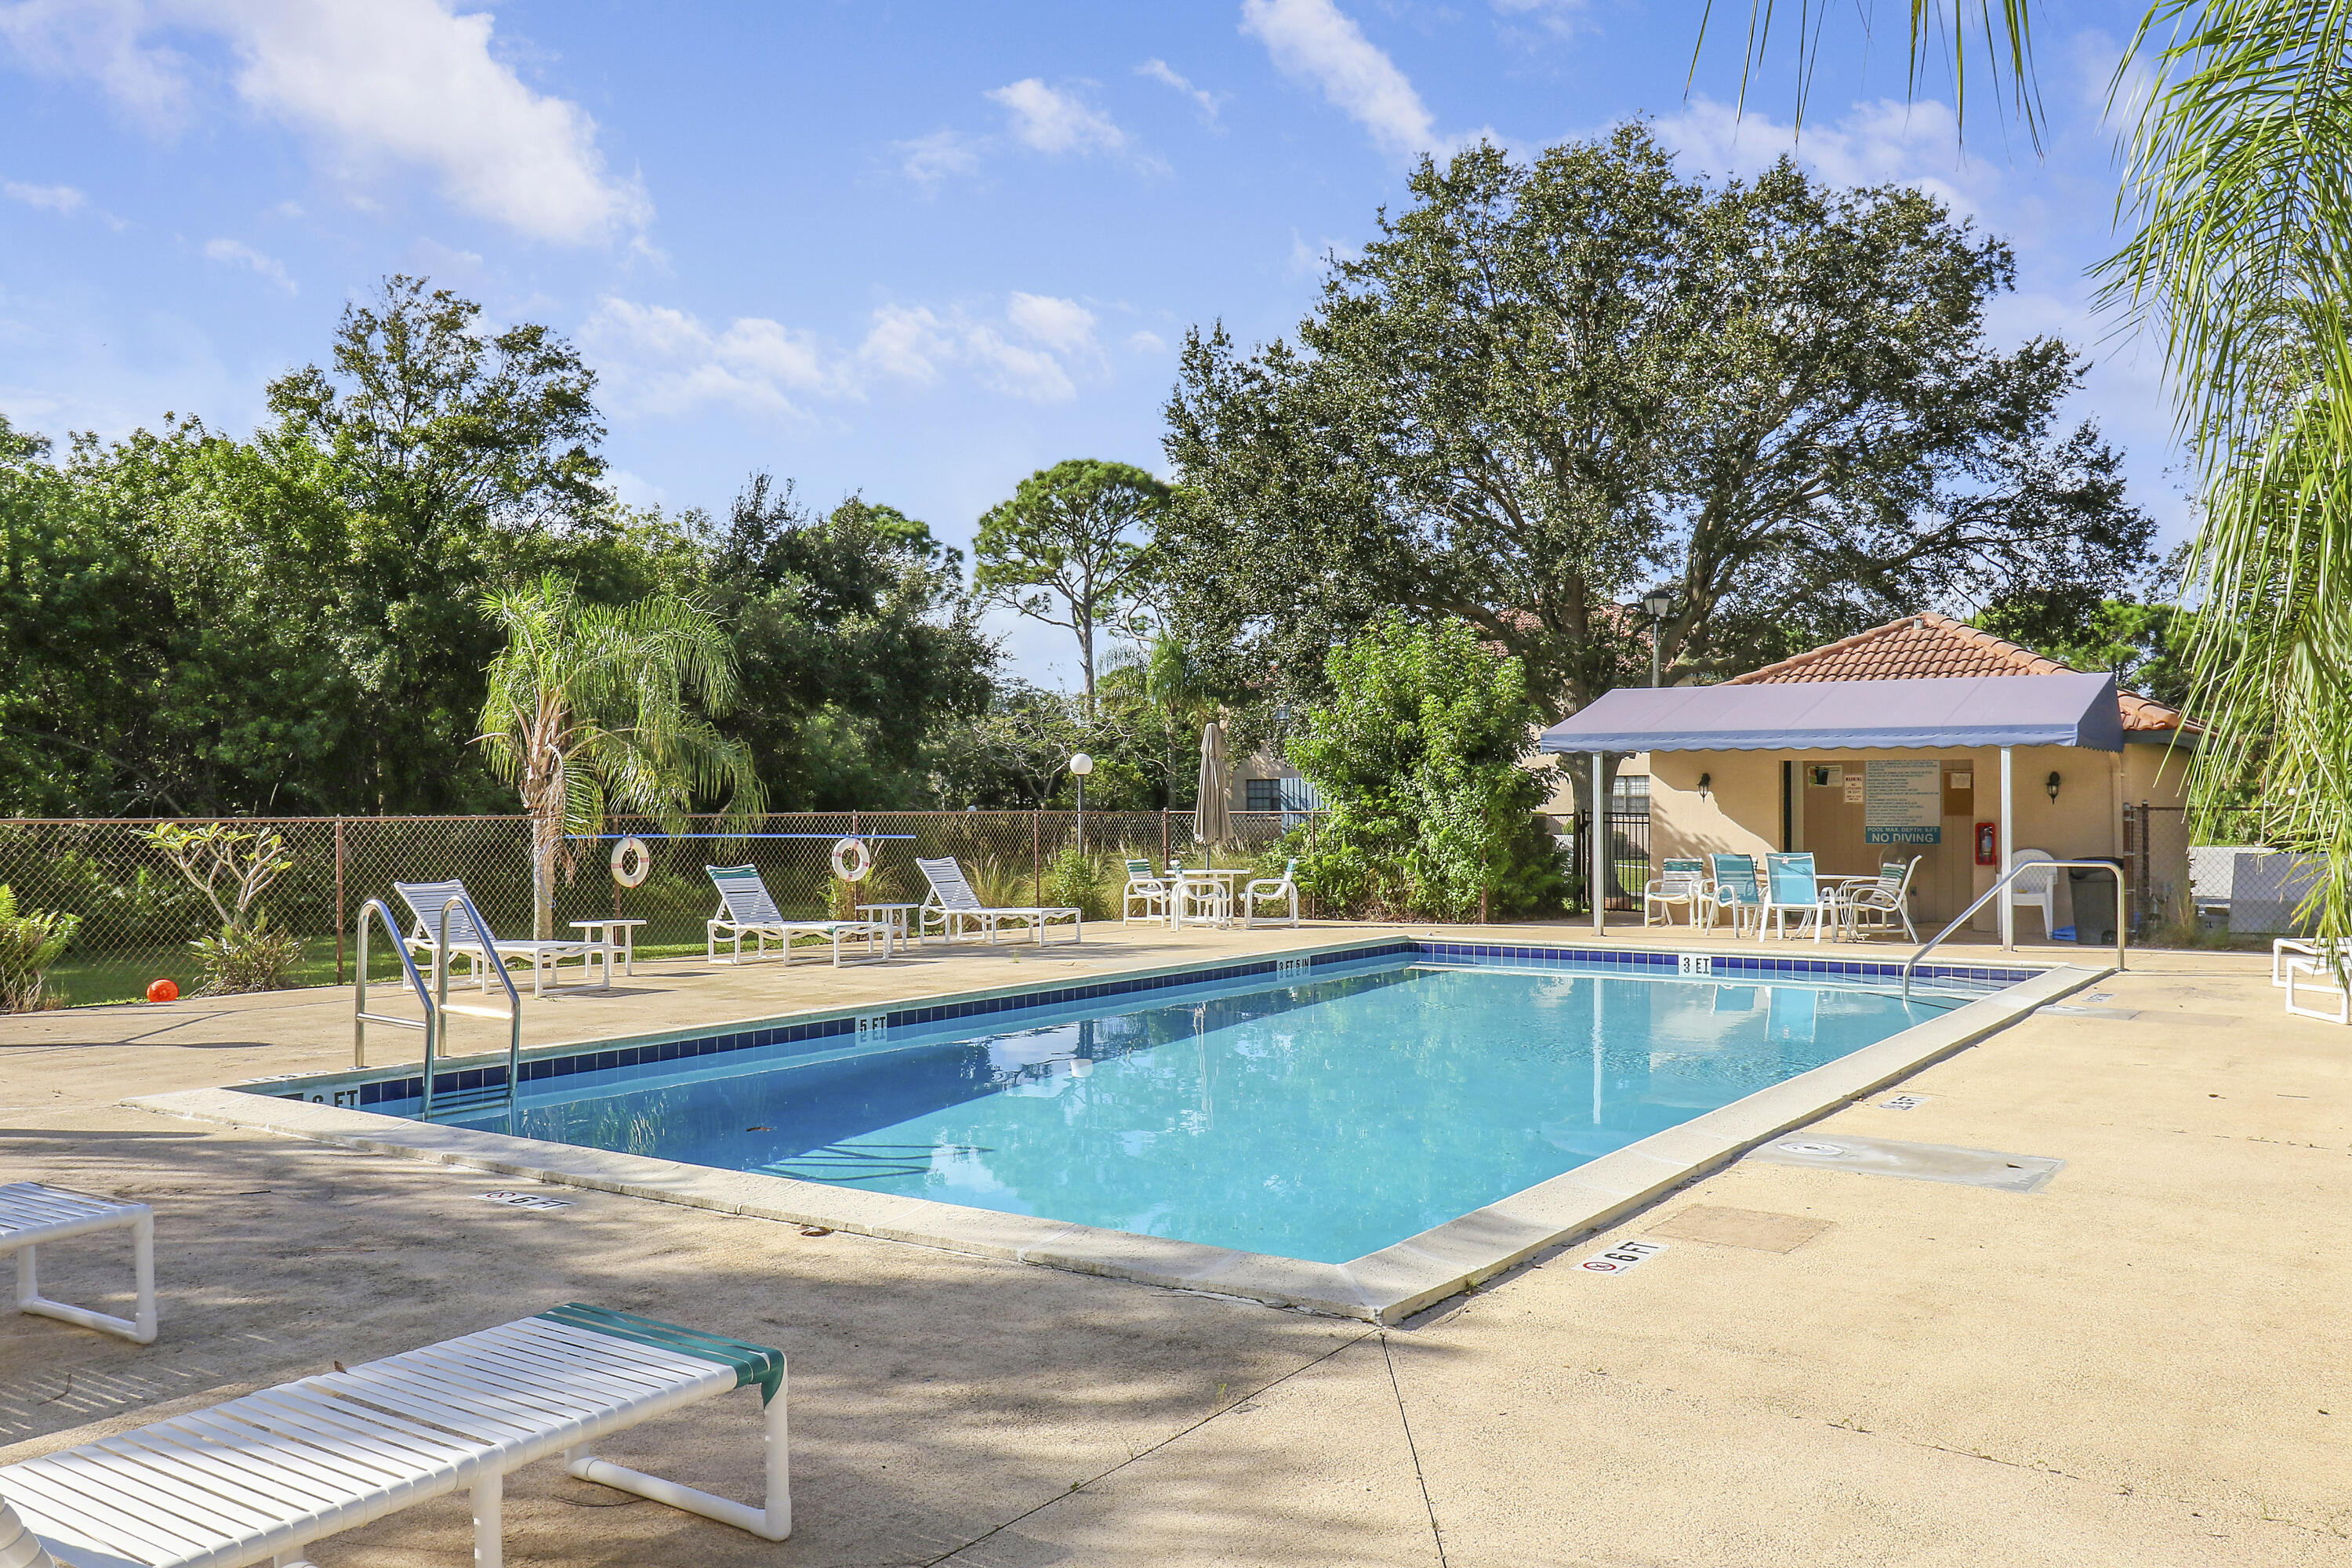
0,811,1321,1009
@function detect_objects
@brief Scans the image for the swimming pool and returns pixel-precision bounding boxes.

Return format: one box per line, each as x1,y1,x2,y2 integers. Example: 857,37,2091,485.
416,951,1951,1265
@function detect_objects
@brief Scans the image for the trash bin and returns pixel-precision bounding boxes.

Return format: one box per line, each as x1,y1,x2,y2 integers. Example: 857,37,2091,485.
2068,866,2118,946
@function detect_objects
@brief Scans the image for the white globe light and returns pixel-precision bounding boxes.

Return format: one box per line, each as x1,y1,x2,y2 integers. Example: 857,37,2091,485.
1069,753,1094,776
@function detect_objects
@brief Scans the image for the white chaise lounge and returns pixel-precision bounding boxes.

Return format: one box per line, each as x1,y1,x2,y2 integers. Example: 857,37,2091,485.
915,857,1081,945
0,1301,788,1567
394,879,604,999
2,1181,155,1345
706,863,891,966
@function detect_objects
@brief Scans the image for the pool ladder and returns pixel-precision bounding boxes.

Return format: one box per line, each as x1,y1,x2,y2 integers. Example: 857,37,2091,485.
353,895,523,1123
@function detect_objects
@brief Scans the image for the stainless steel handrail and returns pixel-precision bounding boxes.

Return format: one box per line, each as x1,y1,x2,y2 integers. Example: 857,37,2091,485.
1900,858,2128,1000
353,895,524,1122
354,898,436,1069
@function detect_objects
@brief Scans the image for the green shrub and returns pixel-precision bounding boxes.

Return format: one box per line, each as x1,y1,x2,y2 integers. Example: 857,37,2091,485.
1288,615,1566,920
0,885,79,1012
189,913,306,995
1043,846,1134,921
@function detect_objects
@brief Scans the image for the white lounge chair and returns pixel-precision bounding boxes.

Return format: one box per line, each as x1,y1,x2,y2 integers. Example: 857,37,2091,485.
394,879,604,999
2274,937,2352,1022
706,864,891,966
1642,858,1711,928
1122,858,1172,924
1243,858,1301,928
3,1181,155,1345
0,1301,789,1566
2008,848,2060,940
915,857,1081,945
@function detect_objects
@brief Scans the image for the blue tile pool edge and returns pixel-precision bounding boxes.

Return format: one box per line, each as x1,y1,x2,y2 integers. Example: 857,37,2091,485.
132,957,2111,1324
229,935,2048,1110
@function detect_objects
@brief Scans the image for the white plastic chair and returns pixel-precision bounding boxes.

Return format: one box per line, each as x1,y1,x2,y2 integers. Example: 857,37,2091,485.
2008,848,2060,940
1842,857,1922,942
2,1182,155,1345
1643,858,1711,927
1168,862,1232,927
1243,858,1301,928
1122,858,1171,924
0,1302,789,1565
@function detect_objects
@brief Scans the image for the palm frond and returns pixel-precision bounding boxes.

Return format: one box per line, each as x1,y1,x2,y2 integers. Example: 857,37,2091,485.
1693,0,2044,149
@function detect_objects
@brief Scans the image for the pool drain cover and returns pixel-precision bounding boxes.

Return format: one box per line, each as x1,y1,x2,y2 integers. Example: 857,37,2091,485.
1750,1134,2063,1193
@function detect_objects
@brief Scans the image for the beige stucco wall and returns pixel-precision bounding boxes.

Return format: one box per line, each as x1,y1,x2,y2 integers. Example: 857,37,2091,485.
1642,737,2190,928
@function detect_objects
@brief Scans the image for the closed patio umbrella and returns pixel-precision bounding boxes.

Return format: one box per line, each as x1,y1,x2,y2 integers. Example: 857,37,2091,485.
1194,720,1231,869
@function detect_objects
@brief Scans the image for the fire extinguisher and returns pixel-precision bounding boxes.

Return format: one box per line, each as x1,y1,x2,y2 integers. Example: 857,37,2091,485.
1975,822,1998,866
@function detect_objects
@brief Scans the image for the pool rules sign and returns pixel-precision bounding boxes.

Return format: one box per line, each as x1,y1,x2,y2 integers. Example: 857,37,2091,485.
1864,759,1943,845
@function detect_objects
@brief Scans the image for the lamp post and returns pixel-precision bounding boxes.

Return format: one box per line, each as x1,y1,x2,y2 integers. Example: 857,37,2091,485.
1640,587,1674,688
1069,753,1094,858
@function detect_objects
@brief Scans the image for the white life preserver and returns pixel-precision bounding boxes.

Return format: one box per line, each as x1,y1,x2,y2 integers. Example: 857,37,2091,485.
831,836,874,883
610,836,652,887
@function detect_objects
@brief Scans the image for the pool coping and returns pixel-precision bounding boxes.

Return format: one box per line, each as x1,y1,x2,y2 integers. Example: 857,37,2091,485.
127,941,2107,1325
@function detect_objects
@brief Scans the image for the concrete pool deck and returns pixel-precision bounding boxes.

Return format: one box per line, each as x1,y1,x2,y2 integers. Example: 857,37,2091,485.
2,917,2345,1564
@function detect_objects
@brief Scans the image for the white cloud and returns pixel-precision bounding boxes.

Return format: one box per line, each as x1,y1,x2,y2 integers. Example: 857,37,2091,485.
584,291,1105,419
1492,0,1590,42
1653,95,2003,221
1137,57,1221,121
896,129,982,189
861,295,1101,402
1004,292,1097,355
0,0,191,129
0,0,650,245
201,235,294,292
581,297,842,419
986,78,1127,155
1240,0,1435,158
2,179,86,212
1125,328,1167,354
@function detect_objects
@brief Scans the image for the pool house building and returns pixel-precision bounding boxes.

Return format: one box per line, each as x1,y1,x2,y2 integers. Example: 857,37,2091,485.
1539,613,2194,945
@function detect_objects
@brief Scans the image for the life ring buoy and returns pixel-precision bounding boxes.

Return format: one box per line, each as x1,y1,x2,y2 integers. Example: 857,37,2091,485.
831,836,874,883
610,836,652,887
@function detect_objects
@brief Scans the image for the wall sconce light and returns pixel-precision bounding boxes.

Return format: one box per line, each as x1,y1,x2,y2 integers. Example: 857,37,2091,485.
1698,771,1711,795
2045,770,2062,803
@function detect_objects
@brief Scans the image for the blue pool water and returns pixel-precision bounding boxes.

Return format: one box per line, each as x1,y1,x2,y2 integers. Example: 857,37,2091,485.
448,957,1946,1264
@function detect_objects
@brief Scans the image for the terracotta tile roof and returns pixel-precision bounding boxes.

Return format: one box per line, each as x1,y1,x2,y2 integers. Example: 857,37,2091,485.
1724,611,2189,732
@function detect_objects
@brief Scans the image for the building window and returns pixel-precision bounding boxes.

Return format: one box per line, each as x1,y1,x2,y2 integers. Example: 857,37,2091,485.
1247,777,1323,813
1611,775,1650,815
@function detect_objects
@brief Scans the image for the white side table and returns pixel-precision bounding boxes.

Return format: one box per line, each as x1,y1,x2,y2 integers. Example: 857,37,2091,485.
857,903,924,949
569,918,648,984
2,1182,156,1344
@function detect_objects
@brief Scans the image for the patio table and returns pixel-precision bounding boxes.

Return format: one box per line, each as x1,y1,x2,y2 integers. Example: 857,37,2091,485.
568,917,648,983
1169,867,1248,930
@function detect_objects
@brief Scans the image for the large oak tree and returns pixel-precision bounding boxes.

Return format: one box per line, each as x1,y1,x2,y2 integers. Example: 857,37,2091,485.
1160,124,2153,729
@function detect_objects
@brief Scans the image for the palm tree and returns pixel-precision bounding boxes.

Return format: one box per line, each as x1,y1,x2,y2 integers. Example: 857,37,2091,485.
1706,2,2352,942
477,574,764,938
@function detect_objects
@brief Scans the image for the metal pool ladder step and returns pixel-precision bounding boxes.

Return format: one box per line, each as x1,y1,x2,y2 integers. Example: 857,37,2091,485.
351,895,523,1123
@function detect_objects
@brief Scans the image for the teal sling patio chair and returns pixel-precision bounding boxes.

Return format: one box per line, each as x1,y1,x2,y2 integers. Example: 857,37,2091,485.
1708,855,1766,938
1761,851,1839,942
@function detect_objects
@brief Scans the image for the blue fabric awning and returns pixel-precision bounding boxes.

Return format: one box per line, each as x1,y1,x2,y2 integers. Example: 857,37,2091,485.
1537,673,2125,753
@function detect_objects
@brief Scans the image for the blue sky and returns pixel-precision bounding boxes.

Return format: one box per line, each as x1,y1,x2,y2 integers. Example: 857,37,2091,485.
1,0,2177,686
